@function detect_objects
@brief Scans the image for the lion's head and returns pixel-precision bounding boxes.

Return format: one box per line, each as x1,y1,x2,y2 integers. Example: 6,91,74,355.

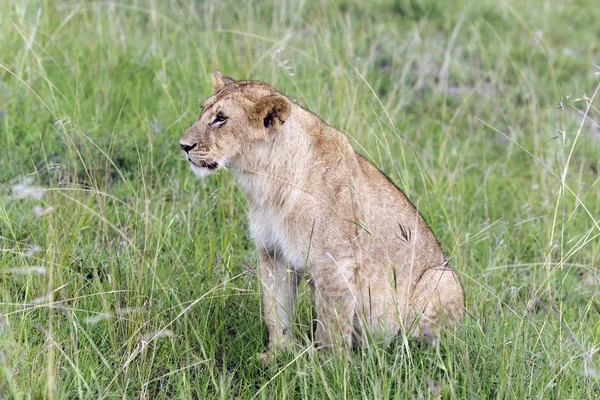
179,71,291,176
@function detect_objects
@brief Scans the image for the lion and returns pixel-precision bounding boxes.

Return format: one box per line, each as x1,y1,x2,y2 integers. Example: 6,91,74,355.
180,71,464,357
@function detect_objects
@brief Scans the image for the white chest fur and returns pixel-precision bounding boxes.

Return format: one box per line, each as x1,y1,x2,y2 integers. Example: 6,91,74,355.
247,204,305,271
236,169,306,271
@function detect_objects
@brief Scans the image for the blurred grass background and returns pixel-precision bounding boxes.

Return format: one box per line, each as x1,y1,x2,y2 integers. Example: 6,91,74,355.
0,0,599,398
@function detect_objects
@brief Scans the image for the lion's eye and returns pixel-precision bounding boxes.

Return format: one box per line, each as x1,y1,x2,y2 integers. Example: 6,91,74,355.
212,114,228,126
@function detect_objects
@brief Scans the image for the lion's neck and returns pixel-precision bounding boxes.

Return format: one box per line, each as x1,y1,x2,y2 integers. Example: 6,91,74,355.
232,105,357,217
232,113,311,213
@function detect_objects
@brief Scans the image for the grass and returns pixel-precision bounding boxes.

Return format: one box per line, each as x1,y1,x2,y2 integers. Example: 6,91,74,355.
0,0,599,398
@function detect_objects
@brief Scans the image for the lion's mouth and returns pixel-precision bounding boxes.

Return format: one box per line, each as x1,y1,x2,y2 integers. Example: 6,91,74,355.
188,158,218,170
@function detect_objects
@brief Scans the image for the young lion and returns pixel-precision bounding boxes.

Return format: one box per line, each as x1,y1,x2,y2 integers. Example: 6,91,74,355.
180,72,464,355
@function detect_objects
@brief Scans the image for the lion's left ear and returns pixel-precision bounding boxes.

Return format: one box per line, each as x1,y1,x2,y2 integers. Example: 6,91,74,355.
249,95,291,129
211,71,235,91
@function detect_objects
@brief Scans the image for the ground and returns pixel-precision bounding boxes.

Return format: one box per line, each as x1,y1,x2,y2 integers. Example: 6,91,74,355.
0,0,599,398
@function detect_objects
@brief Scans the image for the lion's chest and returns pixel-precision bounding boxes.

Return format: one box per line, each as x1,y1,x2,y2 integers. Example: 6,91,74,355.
248,207,305,271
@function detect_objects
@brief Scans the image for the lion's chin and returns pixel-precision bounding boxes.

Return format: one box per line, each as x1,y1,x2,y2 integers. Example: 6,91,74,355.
189,161,219,177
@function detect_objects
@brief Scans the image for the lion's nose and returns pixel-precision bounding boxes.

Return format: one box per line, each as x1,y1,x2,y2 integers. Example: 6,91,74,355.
180,142,197,153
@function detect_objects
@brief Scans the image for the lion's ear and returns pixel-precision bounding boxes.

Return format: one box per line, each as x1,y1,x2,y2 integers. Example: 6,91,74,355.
249,95,291,130
211,71,235,91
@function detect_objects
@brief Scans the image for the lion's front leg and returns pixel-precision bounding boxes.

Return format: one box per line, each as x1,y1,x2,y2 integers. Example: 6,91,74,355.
258,249,300,355
309,256,359,354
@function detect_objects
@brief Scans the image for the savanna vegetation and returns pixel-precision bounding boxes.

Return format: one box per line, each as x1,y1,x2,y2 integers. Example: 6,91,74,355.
0,0,599,398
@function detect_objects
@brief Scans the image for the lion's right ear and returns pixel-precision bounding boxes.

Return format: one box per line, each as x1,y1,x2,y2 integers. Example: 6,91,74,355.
211,71,235,91
248,95,291,130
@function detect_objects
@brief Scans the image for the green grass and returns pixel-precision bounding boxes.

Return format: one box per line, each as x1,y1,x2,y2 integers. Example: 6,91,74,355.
1,0,599,398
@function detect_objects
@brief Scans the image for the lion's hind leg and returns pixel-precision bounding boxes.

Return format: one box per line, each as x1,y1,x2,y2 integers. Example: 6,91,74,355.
407,265,464,342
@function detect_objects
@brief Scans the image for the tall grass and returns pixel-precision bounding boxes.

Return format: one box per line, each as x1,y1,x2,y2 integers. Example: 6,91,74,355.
0,0,599,398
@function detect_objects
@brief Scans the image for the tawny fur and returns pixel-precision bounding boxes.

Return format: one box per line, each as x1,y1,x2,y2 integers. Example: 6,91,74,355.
180,72,464,355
